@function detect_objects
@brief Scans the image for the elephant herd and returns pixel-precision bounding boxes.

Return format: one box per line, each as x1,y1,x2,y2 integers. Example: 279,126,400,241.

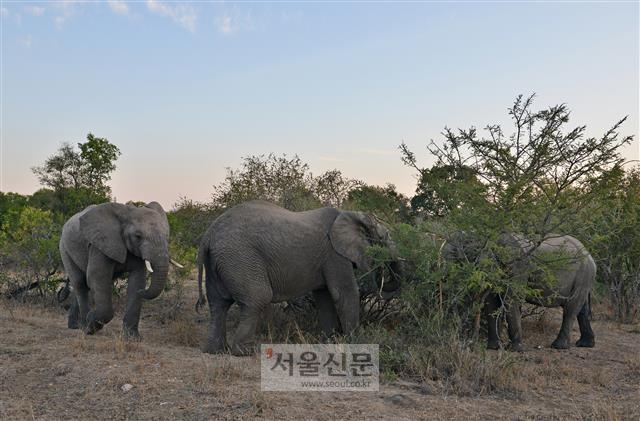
59,199,596,356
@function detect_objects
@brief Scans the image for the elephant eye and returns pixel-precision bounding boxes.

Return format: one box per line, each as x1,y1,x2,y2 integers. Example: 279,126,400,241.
134,231,143,241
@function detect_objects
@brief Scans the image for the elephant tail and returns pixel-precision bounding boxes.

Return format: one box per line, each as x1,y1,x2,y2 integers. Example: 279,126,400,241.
195,243,208,314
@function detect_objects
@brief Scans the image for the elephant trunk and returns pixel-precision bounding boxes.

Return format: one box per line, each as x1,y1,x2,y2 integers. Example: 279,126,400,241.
382,260,403,293
140,244,170,300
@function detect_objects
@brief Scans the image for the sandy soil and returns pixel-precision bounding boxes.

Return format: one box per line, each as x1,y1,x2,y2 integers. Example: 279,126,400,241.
1,287,639,421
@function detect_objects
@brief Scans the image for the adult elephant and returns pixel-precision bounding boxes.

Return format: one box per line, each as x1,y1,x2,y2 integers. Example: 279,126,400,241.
443,232,596,350
59,201,182,338
196,200,402,356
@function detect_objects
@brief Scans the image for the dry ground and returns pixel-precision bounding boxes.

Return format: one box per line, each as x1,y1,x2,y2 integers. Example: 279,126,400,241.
1,285,639,421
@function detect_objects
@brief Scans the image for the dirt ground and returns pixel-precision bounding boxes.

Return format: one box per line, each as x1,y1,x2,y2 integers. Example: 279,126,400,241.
1,285,639,421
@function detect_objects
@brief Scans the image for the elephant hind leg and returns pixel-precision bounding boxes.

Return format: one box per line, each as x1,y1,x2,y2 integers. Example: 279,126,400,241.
203,297,232,354
62,255,88,330
226,268,272,356
551,301,583,349
575,301,595,347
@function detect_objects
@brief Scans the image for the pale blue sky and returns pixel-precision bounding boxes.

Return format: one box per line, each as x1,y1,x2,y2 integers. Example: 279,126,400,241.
1,1,638,209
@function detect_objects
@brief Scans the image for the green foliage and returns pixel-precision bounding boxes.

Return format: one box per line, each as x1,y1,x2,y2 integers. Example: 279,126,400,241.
210,153,363,212
211,154,320,211
77,133,121,197
402,94,631,237
0,206,62,299
343,184,411,223
399,93,633,315
168,198,220,249
579,165,640,322
31,133,121,216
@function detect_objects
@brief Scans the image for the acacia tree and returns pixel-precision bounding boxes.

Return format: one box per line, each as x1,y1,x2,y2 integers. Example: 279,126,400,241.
401,94,632,239
399,94,633,331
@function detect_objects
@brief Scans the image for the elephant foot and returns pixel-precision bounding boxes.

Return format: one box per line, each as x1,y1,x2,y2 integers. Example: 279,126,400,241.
85,316,105,335
551,338,569,349
508,342,524,352
230,342,256,356
68,318,80,329
576,337,595,348
123,327,142,341
486,340,500,350
202,342,228,354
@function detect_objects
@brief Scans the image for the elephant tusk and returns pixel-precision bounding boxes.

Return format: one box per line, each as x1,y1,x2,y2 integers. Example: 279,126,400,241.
145,260,154,273
170,259,184,269
378,273,385,297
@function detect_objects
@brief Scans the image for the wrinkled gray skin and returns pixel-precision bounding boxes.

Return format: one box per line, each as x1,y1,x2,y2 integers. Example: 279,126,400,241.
197,200,401,356
59,202,171,338
444,232,596,350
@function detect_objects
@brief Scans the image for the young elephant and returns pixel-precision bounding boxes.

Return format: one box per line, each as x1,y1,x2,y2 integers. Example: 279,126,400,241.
488,233,596,351
443,232,596,350
59,202,182,338
196,200,402,356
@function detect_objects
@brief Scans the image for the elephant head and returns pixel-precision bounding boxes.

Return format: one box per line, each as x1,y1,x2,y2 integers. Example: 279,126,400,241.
79,201,172,300
329,211,402,295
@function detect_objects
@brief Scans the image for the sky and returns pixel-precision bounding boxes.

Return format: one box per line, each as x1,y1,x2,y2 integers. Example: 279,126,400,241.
1,1,638,210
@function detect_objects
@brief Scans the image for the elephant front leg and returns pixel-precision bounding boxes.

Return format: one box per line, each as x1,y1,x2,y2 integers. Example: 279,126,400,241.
484,293,502,350
505,300,524,352
122,267,146,339
85,250,115,335
325,264,360,335
313,289,340,338
67,293,81,329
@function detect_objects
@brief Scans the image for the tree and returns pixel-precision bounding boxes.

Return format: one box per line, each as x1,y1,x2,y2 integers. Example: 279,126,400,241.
343,184,411,223
401,94,632,239
32,133,121,215
578,165,640,322
77,133,121,197
399,94,634,332
210,154,361,211
0,206,62,300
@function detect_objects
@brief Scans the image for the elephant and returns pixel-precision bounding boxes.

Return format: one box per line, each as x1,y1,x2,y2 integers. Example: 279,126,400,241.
59,201,182,338
443,232,596,350
196,200,402,356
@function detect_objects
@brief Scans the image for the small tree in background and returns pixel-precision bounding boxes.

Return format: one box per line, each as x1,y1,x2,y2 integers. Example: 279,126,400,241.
211,154,319,211
32,133,121,216
210,153,363,211
343,184,411,224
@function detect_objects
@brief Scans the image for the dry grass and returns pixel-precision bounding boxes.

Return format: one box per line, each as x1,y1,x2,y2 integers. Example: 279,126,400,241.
2,285,640,420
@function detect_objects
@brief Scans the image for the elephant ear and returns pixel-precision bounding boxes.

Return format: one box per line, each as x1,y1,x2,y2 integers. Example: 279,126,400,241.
329,211,373,271
79,203,128,264
145,201,165,215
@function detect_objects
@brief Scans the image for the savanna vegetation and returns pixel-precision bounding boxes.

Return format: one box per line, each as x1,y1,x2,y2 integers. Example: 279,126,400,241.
2,95,638,404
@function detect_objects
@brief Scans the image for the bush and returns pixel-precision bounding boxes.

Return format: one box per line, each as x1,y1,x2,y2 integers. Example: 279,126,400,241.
0,206,63,301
